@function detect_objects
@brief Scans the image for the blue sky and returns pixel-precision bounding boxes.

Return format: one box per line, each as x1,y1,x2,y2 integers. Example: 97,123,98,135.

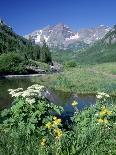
0,0,116,35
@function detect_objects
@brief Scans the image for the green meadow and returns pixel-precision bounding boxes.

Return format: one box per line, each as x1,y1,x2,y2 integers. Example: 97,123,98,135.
31,62,116,95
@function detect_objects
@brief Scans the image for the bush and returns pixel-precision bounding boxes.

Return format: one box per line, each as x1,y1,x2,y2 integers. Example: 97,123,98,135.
0,84,63,155
64,61,77,68
28,59,50,71
0,52,27,75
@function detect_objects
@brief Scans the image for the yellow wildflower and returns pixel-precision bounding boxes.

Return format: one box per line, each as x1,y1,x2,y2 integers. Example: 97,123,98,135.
107,110,112,115
99,107,112,116
99,109,107,116
45,122,52,129
97,118,104,123
54,128,62,139
41,138,46,146
53,118,62,125
53,116,57,120
72,100,78,106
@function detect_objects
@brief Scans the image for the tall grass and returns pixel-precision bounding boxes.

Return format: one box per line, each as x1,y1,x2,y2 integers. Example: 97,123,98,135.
31,63,116,95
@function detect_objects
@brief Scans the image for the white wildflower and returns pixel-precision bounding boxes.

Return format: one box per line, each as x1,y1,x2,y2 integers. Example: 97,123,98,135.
25,98,35,104
96,95,102,99
15,88,23,92
105,94,110,98
8,84,45,101
8,89,13,92
95,113,99,116
13,92,23,97
97,92,110,99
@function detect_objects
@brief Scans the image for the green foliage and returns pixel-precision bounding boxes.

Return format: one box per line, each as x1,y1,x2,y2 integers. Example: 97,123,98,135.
64,60,77,68
0,22,52,74
33,63,116,95
70,94,116,155
28,59,50,71
0,85,63,154
52,50,76,63
0,87,115,155
76,27,116,64
40,41,52,63
0,52,27,74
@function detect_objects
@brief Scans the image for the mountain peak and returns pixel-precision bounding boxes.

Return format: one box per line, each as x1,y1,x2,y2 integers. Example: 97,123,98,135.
24,24,111,50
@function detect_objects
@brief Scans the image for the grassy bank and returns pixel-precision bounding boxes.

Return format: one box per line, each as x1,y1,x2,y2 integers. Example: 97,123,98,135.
31,62,116,95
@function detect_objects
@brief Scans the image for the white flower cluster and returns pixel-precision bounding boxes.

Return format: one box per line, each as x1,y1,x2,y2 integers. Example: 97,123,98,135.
8,88,23,97
96,92,110,99
8,84,45,104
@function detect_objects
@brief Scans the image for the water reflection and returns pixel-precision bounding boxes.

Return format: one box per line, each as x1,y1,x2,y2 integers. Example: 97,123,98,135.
63,94,96,116
0,78,96,114
0,78,34,109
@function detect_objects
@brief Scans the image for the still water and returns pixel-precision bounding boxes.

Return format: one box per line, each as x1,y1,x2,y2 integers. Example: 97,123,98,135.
0,77,96,114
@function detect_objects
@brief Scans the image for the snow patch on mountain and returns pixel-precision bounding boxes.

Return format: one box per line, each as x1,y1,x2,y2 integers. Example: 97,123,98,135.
65,33,80,41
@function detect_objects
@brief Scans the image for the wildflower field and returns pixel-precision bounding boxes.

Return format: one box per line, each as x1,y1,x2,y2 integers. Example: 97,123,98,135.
0,84,116,155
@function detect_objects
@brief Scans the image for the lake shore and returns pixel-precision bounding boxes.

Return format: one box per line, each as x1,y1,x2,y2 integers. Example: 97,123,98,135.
0,73,45,78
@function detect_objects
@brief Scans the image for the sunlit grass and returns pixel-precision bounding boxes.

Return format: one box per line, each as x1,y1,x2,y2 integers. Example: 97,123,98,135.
31,63,116,95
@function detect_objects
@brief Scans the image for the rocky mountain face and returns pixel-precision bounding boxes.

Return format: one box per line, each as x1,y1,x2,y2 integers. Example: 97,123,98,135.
24,24,110,50
103,25,116,44
76,26,116,64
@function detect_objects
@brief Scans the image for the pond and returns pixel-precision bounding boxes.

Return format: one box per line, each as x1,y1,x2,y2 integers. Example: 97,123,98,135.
0,77,96,114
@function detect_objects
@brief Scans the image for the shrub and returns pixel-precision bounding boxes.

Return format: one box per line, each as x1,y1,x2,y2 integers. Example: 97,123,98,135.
28,59,50,71
64,60,77,68
0,84,63,154
0,52,27,74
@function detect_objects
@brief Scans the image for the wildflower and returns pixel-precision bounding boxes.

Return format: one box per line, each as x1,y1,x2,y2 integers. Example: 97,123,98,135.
97,118,104,123
53,118,62,125
95,113,99,116
45,122,52,129
99,106,112,116
99,109,107,116
8,88,23,92
96,92,110,99
41,138,46,146
53,116,57,120
8,84,45,101
8,89,13,92
107,110,112,115
25,98,35,104
96,95,102,99
72,100,78,106
15,88,23,91
13,92,23,97
54,128,62,139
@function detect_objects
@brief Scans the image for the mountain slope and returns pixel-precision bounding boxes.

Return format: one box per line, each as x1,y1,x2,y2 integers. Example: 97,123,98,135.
24,24,110,50
0,20,51,63
0,20,33,55
76,26,116,64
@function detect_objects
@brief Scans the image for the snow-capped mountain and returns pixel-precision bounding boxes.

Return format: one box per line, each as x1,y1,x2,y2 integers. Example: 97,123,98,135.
24,23,111,50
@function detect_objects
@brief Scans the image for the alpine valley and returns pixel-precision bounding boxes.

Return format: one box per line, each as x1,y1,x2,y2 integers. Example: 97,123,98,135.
0,1,116,155
0,22,116,155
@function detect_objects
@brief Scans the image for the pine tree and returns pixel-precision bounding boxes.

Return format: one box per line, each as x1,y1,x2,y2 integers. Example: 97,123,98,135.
40,41,52,63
